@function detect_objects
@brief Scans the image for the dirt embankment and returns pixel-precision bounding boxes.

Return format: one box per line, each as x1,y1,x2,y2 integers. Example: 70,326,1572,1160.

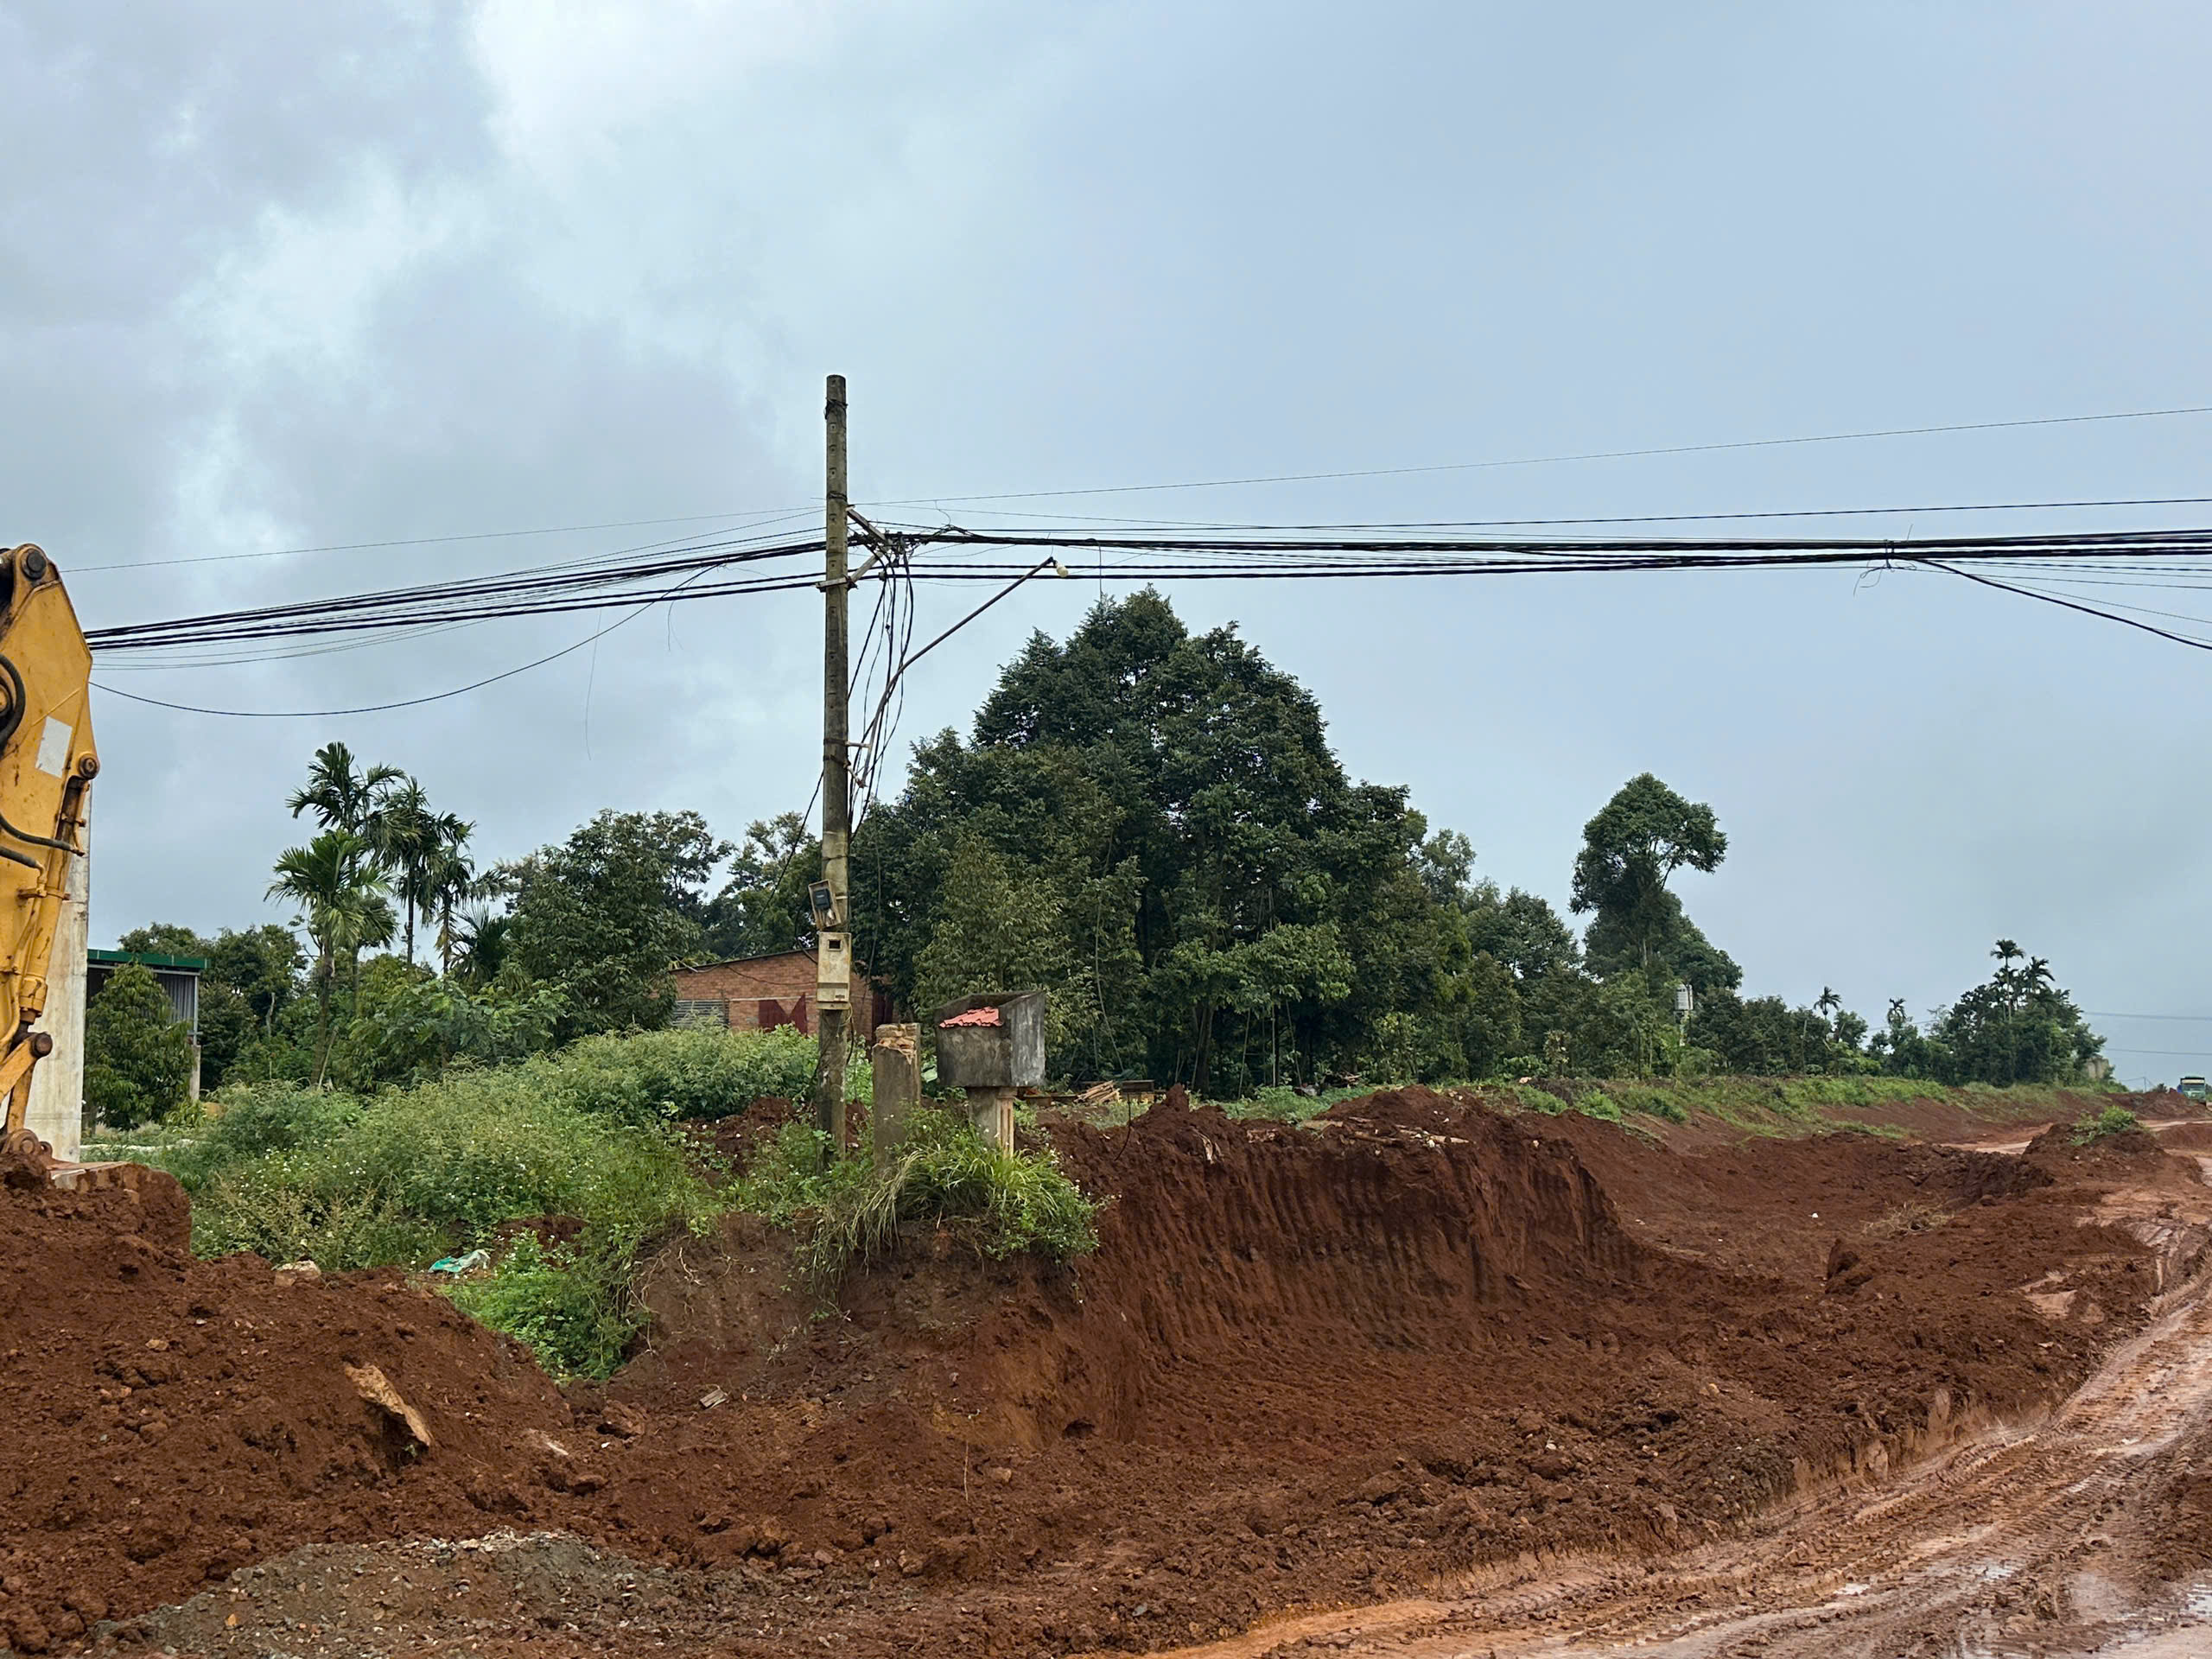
0,1167,575,1652
1,1087,2199,1657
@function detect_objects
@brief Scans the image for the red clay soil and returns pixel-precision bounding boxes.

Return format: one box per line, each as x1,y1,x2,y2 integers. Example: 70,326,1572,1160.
559,1088,2177,1654
2,1087,2198,1657
0,1164,575,1653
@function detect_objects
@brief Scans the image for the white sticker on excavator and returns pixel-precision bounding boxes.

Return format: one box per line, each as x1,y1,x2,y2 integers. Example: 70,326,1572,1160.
34,718,69,778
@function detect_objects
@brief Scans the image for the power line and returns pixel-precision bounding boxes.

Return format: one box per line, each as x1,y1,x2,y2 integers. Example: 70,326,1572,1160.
67,507,815,575
60,399,2212,574
91,565,722,717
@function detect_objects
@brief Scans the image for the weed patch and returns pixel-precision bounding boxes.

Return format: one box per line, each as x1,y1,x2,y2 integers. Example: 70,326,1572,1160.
2070,1104,2144,1146
735,1107,1102,1287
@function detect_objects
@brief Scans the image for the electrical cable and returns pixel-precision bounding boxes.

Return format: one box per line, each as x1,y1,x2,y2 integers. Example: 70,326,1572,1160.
91,564,723,718
61,398,2212,575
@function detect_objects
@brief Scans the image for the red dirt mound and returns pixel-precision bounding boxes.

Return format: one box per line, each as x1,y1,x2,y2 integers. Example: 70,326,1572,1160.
1542,1117,2053,1281
2,1088,2188,1657
564,1089,2168,1653
0,1172,573,1650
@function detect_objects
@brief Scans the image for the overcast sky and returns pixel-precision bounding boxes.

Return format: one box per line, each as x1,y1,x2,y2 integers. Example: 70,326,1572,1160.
5,2,2209,1080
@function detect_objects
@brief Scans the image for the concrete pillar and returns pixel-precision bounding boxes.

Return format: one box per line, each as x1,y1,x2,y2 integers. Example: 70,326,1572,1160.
26,839,87,1162
869,1022,919,1172
970,1086,1015,1154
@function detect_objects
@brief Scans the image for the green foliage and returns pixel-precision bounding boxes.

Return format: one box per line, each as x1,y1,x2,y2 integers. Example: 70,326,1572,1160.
914,832,1082,1045
1693,988,1867,1077
268,826,396,1085
702,812,820,960
540,1027,823,1125
498,809,729,1040
797,1108,1101,1284
1219,1085,1357,1123
854,591,1457,1093
83,962,195,1128
118,922,310,1092
1571,773,1738,990
181,1073,715,1269
446,1233,636,1380
1927,942,2104,1087
2070,1104,2142,1145
149,1080,363,1186
122,1035,738,1381
331,957,563,1090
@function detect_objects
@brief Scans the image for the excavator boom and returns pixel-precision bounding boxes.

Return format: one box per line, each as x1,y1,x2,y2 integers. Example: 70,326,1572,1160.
0,543,96,1160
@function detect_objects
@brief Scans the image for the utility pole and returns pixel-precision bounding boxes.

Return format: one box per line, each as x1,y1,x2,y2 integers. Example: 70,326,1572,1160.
811,373,854,1158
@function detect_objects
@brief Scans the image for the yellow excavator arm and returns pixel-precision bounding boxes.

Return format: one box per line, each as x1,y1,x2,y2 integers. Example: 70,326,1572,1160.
0,543,97,1155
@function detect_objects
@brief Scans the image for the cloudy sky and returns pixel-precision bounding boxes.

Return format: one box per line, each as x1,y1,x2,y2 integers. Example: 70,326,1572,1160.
5,2,2209,1078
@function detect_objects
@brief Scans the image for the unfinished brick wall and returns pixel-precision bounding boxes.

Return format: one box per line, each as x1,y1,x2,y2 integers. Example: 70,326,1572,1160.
668,951,886,1035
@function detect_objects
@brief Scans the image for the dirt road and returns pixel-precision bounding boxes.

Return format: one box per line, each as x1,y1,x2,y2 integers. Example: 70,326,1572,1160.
1147,1151,2212,1659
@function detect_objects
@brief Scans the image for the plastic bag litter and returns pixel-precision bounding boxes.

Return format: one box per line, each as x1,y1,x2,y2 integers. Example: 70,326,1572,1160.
429,1249,492,1275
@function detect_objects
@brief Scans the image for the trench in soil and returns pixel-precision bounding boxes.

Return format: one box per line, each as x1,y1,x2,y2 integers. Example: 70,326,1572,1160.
3,1087,2209,1657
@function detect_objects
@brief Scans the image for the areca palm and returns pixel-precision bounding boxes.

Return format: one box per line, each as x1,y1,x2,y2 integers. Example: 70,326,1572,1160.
288,741,402,836
366,777,438,963
422,815,479,976
268,829,394,1085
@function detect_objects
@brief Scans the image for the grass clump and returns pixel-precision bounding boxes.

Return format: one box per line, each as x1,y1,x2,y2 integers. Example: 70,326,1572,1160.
2070,1103,2143,1146
446,1232,638,1379
1220,1085,1356,1124
736,1106,1102,1287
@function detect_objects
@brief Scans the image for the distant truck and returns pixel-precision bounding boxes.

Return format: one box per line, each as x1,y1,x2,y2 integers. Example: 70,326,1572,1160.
2180,1076,2208,1103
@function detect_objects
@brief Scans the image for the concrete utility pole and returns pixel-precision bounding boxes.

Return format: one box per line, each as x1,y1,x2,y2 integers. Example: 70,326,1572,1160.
811,375,854,1158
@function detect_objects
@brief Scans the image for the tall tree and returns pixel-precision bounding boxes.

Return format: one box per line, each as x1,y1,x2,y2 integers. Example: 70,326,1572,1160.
288,741,401,836
365,776,439,964
267,829,394,1084
498,809,729,1039
1929,941,2103,1086
420,812,478,975
853,591,1444,1090
84,963,194,1128
1571,773,1739,989
702,812,821,960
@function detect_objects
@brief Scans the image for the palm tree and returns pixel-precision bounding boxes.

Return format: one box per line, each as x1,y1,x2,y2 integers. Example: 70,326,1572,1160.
288,741,402,836
267,829,394,1085
422,816,478,976
452,905,511,988
365,776,437,963
1816,986,1842,1020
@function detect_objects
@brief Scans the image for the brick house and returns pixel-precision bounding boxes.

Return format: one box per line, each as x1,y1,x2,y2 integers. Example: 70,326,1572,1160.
670,950,888,1037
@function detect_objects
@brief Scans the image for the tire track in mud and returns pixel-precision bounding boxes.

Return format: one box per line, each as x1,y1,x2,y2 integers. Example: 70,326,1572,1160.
1146,1165,2212,1659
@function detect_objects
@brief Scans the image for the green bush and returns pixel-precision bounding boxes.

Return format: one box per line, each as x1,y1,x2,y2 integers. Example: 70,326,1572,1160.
537,1027,829,1124
84,962,196,1128
2070,1104,2143,1146
150,1082,363,1188
446,1233,637,1379
130,1048,730,1378
734,1106,1102,1286
805,1109,1101,1282
1221,1085,1350,1123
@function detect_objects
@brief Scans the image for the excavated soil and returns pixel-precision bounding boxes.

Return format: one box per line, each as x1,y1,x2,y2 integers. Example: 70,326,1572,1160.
0,1164,577,1653
3,1088,2202,1657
